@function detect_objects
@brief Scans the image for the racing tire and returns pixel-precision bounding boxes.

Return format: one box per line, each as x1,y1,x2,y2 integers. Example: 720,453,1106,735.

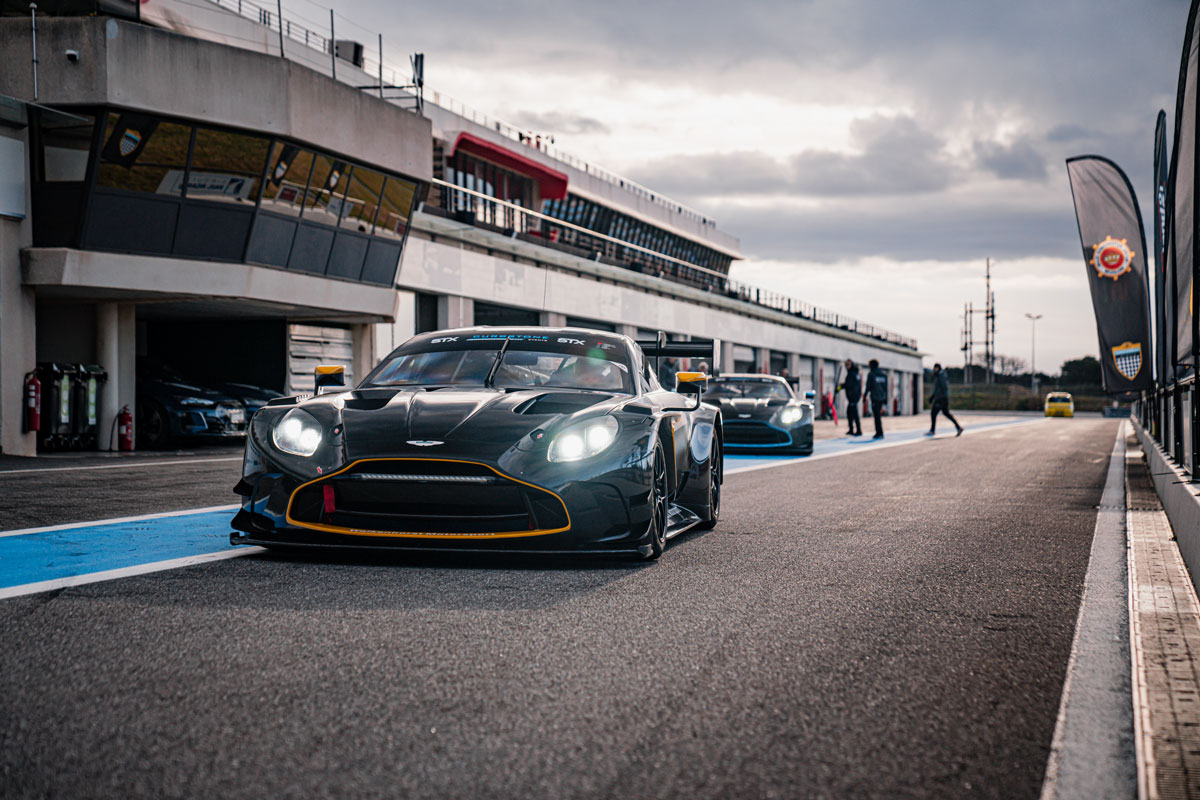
138,400,171,450
695,437,722,530
645,441,669,560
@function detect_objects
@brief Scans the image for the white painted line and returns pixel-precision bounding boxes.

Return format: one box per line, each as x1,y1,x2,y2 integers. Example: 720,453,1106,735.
0,504,240,538
1127,436,1154,800
0,547,264,601
726,418,1048,476
1038,422,1135,800
0,456,242,476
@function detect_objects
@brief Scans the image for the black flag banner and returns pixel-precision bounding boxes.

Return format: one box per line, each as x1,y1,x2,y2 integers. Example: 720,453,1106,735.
1169,0,1200,372
1066,156,1154,392
99,113,160,169
1155,110,1170,384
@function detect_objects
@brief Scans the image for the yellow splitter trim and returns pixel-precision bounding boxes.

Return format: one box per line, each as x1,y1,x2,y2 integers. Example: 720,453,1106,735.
284,457,572,539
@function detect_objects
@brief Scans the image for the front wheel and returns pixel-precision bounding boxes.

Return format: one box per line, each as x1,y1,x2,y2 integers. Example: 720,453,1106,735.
645,442,669,559
695,437,722,530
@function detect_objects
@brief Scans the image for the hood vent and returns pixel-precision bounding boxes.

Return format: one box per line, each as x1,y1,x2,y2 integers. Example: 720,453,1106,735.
514,392,609,416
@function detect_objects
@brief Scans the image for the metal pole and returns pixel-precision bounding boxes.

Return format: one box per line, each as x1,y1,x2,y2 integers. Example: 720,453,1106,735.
378,34,384,99
276,0,285,58
29,3,38,101
1026,313,1042,396
329,9,336,80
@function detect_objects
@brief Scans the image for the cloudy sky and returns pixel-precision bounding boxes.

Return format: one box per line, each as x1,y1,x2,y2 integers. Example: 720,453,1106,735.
333,0,1185,371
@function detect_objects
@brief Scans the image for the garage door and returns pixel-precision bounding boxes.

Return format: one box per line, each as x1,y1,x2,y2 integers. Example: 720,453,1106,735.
288,324,353,394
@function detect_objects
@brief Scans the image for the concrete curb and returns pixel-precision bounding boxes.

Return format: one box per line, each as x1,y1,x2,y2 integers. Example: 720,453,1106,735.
1132,419,1200,596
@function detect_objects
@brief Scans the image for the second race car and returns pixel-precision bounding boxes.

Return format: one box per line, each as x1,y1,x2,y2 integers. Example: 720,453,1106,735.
707,373,814,455
230,328,723,559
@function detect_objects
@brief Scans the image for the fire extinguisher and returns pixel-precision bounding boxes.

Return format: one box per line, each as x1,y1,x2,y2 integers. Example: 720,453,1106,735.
23,371,41,433
117,405,134,451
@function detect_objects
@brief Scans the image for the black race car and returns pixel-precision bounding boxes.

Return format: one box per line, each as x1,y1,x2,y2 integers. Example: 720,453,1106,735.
230,328,723,559
708,373,814,455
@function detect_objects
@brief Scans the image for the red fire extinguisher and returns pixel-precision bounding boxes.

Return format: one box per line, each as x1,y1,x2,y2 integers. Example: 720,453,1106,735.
24,371,40,433
118,405,134,451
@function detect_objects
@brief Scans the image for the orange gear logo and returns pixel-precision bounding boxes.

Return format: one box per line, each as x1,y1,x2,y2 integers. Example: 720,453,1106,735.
1089,235,1134,280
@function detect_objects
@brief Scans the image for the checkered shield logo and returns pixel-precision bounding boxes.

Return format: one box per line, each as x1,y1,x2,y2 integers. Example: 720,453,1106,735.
1112,342,1142,381
119,130,142,157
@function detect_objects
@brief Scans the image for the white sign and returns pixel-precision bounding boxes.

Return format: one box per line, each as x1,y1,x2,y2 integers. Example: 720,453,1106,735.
157,170,253,199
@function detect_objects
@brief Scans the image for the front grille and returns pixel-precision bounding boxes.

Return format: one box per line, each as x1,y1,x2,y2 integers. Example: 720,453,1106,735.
288,459,569,535
723,421,791,446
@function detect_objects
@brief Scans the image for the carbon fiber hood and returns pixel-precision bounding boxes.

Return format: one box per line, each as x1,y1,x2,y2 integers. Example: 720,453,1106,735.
337,388,617,461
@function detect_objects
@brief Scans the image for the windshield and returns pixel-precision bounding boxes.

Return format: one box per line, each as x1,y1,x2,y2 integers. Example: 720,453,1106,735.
1047,396,1071,403
709,379,793,401
365,333,633,393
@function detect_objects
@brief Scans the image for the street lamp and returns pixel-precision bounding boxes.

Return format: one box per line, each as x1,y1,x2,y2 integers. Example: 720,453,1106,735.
1025,313,1043,396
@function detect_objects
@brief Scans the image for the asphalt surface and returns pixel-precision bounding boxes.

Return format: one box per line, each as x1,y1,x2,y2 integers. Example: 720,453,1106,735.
0,416,1119,798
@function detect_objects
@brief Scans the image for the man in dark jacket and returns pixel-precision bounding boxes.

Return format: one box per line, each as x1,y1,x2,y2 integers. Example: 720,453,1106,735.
866,359,888,439
839,359,862,436
926,363,963,436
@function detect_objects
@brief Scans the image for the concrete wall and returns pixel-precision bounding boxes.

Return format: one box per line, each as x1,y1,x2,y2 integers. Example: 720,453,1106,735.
0,17,432,182
0,116,36,456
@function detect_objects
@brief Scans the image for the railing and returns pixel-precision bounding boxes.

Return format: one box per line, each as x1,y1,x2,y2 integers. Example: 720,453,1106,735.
192,0,720,230
1139,377,1197,477
429,179,919,351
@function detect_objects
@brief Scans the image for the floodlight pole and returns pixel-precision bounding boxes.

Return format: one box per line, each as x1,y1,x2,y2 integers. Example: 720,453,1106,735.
1025,313,1042,395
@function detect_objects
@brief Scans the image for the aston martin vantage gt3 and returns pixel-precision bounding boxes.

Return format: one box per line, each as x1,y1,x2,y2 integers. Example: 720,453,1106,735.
230,328,723,559
708,374,814,455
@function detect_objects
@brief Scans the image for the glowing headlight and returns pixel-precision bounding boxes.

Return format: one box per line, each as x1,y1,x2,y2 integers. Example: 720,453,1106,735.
272,408,323,457
548,416,619,462
779,405,804,425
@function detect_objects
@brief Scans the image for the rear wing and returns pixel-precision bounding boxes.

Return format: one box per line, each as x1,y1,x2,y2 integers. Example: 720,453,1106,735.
636,332,720,373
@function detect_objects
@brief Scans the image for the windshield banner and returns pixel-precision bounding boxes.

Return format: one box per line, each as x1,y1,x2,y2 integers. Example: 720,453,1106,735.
1155,109,1170,383
1066,156,1154,392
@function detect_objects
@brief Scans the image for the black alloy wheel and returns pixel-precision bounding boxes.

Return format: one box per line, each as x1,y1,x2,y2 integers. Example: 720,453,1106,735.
696,437,722,530
138,401,170,450
646,441,669,559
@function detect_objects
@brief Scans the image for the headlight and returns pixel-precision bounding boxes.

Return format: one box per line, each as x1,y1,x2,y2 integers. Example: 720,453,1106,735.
272,408,323,456
547,416,619,462
779,405,804,425
180,396,216,408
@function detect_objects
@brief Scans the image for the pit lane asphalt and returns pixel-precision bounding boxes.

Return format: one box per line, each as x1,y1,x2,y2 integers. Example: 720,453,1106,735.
0,417,1118,798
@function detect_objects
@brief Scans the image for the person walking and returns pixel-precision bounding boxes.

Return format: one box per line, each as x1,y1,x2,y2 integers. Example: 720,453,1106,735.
866,359,888,439
840,359,862,436
926,363,963,437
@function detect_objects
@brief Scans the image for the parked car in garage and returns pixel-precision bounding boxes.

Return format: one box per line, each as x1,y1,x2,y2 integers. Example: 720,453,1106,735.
1044,392,1075,417
137,360,260,448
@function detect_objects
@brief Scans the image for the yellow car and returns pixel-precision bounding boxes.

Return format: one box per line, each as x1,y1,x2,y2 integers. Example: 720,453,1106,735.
1044,392,1075,417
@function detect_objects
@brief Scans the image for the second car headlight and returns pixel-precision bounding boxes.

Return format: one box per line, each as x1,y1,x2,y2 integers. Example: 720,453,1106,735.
548,416,619,462
779,405,804,425
272,408,323,457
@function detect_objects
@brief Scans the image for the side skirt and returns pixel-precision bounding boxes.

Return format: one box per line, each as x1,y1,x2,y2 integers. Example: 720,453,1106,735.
665,504,702,540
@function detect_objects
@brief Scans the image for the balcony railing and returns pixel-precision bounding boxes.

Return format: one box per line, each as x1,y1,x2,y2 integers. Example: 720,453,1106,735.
427,179,918,351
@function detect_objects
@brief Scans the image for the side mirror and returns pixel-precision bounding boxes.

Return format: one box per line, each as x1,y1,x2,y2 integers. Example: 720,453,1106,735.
675,371,709,395
804,390,816,401
314,364,346,394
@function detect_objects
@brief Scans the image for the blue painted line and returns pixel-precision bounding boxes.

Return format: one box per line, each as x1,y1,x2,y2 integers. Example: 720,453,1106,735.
0,509,237,591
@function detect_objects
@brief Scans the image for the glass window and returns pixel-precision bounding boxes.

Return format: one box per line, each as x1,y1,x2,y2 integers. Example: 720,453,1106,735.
40,114,96,183
375,176,417,239
187,127,270,204
339,165,383,232
260,142,313,217
301,155,349,226
97,113,192,195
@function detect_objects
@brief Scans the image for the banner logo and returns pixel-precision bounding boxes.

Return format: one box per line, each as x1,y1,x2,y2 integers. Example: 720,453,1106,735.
119,130,142,157
1090,236,1134,280
1112,342,1142,381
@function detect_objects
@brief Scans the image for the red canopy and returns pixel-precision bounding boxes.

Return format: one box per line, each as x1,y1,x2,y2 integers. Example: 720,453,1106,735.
450,132,569,200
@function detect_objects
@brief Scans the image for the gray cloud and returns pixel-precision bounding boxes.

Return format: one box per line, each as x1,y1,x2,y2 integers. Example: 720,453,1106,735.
973,138,1047,181
719,200,1079,264
630,115,951,198
506,110,611,136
